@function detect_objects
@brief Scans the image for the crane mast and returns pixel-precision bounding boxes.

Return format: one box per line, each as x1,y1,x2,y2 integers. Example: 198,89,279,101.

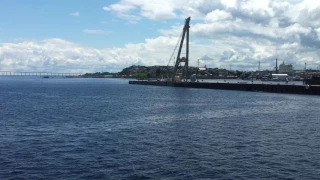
172,17,190,81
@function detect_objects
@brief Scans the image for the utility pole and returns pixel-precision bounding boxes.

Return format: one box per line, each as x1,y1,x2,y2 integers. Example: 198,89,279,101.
275,58,278,74
305,62,307,71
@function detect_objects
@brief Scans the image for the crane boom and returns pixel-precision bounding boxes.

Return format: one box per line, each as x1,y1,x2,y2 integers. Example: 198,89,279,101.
172,17,190,81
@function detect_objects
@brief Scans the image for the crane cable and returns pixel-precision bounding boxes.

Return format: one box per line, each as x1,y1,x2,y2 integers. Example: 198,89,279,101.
166,31,183,78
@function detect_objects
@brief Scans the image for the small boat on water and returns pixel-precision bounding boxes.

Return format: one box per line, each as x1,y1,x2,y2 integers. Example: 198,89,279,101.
42,75,50,78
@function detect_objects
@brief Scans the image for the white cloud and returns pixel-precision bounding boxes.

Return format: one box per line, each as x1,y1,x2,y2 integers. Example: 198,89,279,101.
315,28,320,41
103,3,140,22
2,0,320,72
0,37,183,73
289,0,320,27
1,31,317,73
103,0,207,21
69,12,80,17
138,1,176,19
221,0,237,8
104,3,136,13
102,0,320,27
238,0,275,19
205,10,233,23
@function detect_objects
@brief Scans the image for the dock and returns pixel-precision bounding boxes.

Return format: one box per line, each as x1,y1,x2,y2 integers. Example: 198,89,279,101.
129,80,320,96
129,17,320,96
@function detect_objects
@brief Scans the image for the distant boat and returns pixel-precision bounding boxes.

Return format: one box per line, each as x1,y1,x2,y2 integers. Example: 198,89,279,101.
42,75,50,78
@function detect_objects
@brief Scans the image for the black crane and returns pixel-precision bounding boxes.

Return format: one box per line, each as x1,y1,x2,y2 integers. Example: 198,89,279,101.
172,17,190,81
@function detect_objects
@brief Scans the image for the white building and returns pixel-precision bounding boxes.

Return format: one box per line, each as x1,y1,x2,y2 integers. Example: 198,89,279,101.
279,61,293,74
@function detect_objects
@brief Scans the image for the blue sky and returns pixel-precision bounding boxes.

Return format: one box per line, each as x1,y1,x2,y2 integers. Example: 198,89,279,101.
1,0,320,73
0,0,170,48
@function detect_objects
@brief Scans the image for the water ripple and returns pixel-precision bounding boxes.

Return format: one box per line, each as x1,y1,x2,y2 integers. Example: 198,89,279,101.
1,78,320,179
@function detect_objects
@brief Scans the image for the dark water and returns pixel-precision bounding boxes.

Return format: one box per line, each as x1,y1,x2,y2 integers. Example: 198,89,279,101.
1,77,320,179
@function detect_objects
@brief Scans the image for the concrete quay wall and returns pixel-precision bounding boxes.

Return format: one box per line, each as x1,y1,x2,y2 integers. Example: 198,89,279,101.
129,81,320,95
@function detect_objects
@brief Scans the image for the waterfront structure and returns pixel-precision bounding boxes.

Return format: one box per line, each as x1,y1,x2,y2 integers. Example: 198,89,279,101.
128,16,320,95
279,61,293,74
271,74,289,81
254,70,270,78
129,80,320,95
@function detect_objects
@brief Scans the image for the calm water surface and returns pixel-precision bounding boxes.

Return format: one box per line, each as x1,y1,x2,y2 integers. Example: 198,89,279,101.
1,77,320,179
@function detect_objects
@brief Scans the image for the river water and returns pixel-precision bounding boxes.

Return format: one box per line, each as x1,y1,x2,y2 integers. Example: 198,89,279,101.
1,77,320,179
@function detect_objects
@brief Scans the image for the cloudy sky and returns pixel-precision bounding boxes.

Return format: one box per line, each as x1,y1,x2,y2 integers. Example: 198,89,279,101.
1,0,320,73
